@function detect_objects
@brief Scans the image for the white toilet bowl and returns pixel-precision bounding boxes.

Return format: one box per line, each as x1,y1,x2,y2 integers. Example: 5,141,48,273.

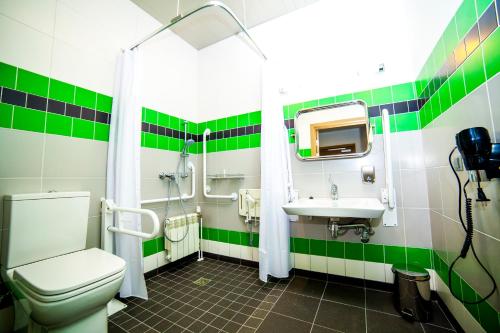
3,248,126,332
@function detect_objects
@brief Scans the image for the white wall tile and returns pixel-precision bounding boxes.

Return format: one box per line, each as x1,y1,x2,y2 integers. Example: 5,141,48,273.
384,264,395,283
143,254,157,273
241,246,253,261
345,259,364,279
294,253,310,270
364,262,385,282
310,255,327,273
327,257,346,276
229,244,241,259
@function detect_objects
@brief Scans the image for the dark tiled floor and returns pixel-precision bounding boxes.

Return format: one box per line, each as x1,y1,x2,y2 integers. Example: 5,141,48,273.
108,258,459,333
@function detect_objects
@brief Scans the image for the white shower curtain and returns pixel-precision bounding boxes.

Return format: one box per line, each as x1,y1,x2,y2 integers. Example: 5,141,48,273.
259,61,293,282
106,49,148,299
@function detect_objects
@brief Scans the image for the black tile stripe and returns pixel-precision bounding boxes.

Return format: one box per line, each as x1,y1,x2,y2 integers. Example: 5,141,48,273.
2,88,26,107
419,1,499,101
47,99,65,115
66,104,81,118
95,111,109,124
26,94,47,112
81,107,96,121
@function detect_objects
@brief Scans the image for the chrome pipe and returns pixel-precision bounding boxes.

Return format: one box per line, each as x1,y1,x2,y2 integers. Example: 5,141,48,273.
128,1,267,60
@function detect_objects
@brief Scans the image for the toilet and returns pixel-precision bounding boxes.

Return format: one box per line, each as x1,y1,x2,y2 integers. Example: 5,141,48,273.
1,192,126,332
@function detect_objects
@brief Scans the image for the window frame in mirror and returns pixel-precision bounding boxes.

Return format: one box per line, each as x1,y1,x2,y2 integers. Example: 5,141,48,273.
294,100,374,161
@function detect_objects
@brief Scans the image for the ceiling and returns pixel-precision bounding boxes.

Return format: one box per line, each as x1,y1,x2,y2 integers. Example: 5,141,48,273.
131,0,319,49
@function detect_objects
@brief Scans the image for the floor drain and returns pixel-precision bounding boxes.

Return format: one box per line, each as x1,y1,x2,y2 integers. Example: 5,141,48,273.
193,277,211,286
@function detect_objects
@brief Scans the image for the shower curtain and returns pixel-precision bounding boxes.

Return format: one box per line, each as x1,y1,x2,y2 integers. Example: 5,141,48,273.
259,61,293,282
106,49,148,299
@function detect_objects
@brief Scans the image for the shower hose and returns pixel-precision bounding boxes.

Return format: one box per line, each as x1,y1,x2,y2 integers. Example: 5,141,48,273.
164,169,190,243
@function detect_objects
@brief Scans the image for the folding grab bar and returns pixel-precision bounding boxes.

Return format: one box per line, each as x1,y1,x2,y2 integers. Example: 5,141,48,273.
101,198,160,253
141,161,196,205
203,128,238,200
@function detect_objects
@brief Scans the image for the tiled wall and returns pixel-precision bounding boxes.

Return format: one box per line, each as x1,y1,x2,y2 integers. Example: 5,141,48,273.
419,0,500,331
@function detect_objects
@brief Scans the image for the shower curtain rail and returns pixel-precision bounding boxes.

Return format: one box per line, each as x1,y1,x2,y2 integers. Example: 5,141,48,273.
128,1,267,60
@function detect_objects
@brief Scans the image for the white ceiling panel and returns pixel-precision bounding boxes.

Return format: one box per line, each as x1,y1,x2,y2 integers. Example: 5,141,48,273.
131,0,319,49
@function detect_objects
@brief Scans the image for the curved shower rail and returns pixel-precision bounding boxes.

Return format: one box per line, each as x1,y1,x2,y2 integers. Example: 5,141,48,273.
129,1,267,60
203,128,238,201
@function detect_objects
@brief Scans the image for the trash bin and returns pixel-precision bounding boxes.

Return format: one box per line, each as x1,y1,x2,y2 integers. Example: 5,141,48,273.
392,263,432,322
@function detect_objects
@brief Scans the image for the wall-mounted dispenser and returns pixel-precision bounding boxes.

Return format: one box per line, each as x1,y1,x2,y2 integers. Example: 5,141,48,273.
238,189,260,218
448,127,498,305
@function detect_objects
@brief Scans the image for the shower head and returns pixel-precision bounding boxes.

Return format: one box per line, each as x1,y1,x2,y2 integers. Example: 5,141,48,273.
182,139,195,155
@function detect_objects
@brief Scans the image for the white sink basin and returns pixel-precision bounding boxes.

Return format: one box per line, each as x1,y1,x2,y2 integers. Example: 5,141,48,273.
282,197,385,219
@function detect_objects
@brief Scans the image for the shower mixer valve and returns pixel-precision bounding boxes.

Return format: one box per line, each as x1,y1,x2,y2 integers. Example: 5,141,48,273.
159,172,176,181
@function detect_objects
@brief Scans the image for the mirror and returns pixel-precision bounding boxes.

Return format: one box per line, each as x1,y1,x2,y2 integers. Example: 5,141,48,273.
295,101,373,160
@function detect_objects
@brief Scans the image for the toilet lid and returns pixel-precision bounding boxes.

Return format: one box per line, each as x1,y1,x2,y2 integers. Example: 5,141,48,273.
13,248,126,296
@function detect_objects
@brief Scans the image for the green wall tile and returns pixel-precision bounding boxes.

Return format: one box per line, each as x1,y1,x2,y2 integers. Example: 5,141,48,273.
156,237,165,252
75,87,96,109
345,242,363,260
157,135,168,150
438,81,452,113
206,140,216,153
227,116,238,129
288,128,295,143
0,103,13,128
94,123,110,141
293,238,309,254
364,244,384,263
172,117,182,131
144,108,157,124
335,93,353,103
310,239,326,256
395,112,420,132
207,120,217,132
407,247,432,268
456,0,478,39
46,113,71,136
384,245,406,264
318,96,335,106
463,47,486,93
288,103,303,119
430,94,441,121
201,227,209,239
188,121,197,134
241,232,250,246
208,228,218,241
49,79,75,104
217,118,227,131
482,28,500,79
372,86,393,105
227,137,237,150
249,133,261,148
371,116,383,134
72,118,94,139
96,93,112,113
144,133,157,148
392,82,416,102
478,300,500,332
238,135,249,149
353,90,373,106
143,238,157,257
461,281,480,320
327,240,344,258
443,19,460,56
249,111,261,125
251,233,259,247
228,231,240,245
476,0,494,16
0,62,17,89
13,106,45,132
16,69,49,97
158,112,169,127
303,99,318,109
449,67,467,104
217,138,227,151
218,229,229,243
237,114,249,127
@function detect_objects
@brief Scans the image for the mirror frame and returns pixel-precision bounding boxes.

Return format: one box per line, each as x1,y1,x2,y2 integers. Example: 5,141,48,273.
294,100,374,161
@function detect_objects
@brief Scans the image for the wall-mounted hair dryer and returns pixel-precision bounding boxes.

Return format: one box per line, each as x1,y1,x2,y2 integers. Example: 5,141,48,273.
456,127,500,182
448,127,498,305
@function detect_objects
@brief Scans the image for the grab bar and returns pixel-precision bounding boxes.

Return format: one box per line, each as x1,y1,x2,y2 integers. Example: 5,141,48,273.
141,161,196,204
101,198,160,242
381,109,396,209
203,128,238,200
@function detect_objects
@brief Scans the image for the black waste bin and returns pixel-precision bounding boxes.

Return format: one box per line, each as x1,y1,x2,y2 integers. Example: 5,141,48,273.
392,263,432,322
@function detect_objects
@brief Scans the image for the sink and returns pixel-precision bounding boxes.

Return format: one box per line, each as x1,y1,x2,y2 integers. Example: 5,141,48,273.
282,197,385,219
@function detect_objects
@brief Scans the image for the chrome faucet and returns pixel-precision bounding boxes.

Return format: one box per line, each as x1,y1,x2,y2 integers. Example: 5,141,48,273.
331,183,338,200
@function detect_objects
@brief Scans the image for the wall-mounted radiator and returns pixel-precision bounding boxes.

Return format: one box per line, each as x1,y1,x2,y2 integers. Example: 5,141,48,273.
164,213,199,262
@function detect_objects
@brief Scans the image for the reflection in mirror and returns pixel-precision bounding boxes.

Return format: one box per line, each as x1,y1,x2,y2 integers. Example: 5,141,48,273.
295,101,372,160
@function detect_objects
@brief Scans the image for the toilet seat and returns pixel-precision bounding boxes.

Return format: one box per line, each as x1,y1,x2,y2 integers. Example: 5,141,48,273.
9,248,126,303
